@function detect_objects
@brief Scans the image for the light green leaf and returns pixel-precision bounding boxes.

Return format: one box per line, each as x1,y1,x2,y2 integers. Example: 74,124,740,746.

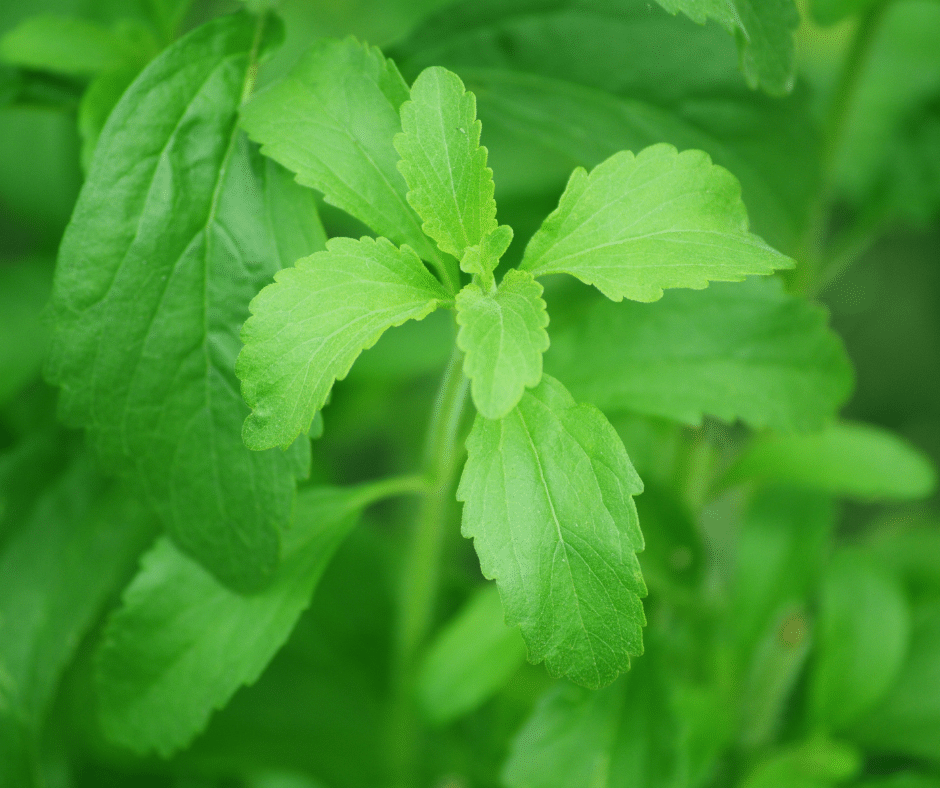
95,484,377,757
810,550,910,731
0,15,134,75
45,14,315,592
655,0,799,95
521,144,792,302
725,422,937,501
417,584,527,725
503,654,684,788
457,374,646,688
546,277,853,431
461,223,513,279
456,269,549,419
395,66,504,263
237,236,451,451
240,38,445,273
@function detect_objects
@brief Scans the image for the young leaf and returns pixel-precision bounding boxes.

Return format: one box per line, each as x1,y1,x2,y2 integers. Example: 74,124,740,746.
456,269,550,419
546,277,853,431
725,422,938,501
503,654,684,788
457,374,646,689
239,38,445,275
394,66,505,263
520,144,793,302
655,0,799,95
810,550,910,732
95,484,375,757
44,14,315,592
237,236,451,451
416,584,527,725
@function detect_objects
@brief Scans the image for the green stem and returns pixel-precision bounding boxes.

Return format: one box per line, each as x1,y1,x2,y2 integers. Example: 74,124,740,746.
389,344,470,786
347,474,428,511
797,0,891,295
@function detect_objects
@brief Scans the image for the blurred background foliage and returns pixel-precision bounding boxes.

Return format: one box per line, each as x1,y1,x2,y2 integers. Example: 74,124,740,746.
1,0,939,786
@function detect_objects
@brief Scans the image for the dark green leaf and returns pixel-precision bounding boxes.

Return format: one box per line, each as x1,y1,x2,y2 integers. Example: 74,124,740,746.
546,276,852,431
458,374,646,688
0,259,53,406
45,14,316,592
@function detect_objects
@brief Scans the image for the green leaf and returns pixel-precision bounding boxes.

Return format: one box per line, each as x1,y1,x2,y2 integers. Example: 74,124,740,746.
457,374,646,689
546,277,853,431
456,269,550,419
741,740,861,788
0,454,155,755
77,66,138,173
503,654,684,788
460,223,514,279
394,66,504,263
0,259,53,406
810,550,910,732
0,15,133,75
96,484,377,757
655,0,799,95
811,0,880,24
851,602,940,764
45,14,316,592
237,235,451,451
417,584,527,725
240,38,445,273
520,144,793,302
725,422,937,501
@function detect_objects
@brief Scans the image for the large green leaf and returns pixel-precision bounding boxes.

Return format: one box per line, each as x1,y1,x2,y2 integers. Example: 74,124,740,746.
456,269,549,419
725,422,937,501
392,0,821,254
237,236,451,450
458,374,646,688
810,550,910,732
520,144,792,302
394,66,503,263
240,37,447,276
95,483,385,757
44,14,318,592
546,277,852,430
655,0,799,94
503,654,684,787
417,584,527,725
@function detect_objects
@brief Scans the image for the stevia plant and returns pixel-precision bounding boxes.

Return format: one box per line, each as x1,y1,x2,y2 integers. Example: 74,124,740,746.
2,0,939,787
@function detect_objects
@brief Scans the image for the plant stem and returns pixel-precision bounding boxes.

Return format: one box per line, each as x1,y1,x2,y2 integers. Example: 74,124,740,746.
797,0,891,295
388,344,470,786
347,473,428,511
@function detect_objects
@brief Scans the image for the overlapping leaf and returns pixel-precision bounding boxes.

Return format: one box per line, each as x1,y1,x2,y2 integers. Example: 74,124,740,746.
521,145,792,302
458,375,646,688
237,236,451,451
44,14,316,592
456,269,549,419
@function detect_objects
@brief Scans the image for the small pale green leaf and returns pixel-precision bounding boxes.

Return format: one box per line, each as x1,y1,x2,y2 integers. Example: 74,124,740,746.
456,269,549,419
44,14,312,592
457,374,646,689
546,277,853,431
240,38,442,268
461,223,513,279
521,144,793,302
0,15,132,75
725,423,937,501
503,654,683,788
417,584,527,725
237,236,451,451
655,0,799,95
395,66,503,261
810,550,910,731
95,484,373,757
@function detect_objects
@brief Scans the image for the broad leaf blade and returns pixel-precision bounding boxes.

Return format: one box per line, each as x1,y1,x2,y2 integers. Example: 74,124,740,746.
457,374,646,688
395,66,501,262
521,144,793,302
95,485,370,757
655,0,799,95
237,236,451,451
44,14,315,592
456,269,549,419
239,37,442,269
546,277,853,431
